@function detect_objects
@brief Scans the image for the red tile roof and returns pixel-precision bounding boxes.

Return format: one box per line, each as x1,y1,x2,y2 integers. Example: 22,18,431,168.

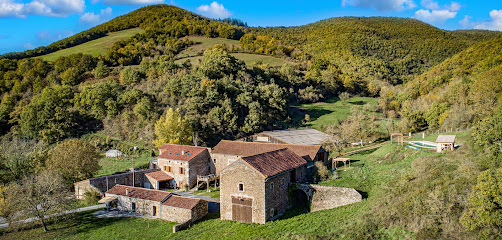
158,144,208,162
105,185,171,202
162,195,203,210
145,171,174,182
239,148,307,178
212,140,321,161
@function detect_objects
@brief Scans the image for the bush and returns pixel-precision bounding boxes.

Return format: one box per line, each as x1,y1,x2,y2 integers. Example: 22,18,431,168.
83,189,102,205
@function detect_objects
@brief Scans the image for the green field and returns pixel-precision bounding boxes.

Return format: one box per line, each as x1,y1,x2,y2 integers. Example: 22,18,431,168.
95,155,152,177
175,53,294,67
177,36,240,58
40,28,143,61
292,97,380,130
3,138,463,239
175,36,295,67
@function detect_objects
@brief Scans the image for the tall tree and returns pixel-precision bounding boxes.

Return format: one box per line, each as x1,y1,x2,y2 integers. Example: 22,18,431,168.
47,139,100,184
8,170,71,232
153,108,193,147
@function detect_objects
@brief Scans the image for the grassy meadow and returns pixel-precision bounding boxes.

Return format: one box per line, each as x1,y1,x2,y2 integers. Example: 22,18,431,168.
40,28,144,61
174,53,294,67
177,36,240,58
291,96,381,129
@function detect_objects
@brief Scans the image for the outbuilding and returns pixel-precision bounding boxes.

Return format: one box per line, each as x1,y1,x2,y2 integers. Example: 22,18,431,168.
436,135,456,152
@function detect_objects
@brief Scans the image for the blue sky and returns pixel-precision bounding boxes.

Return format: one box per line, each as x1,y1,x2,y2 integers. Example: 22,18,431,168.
0,0,501,54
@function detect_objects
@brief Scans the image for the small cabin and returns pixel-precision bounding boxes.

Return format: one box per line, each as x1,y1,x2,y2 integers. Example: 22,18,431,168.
435,135,456,152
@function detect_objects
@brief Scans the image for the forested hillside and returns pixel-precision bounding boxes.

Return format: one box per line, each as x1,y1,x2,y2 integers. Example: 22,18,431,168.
379,36,502,132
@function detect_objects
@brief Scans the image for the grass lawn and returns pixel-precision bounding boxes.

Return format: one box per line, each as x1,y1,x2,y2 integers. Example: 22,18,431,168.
291,96,381,130
2,140,448,239
95,155,152,177
193,187,220,199
175,53,294,67
177,36,240,58
40,28,143,61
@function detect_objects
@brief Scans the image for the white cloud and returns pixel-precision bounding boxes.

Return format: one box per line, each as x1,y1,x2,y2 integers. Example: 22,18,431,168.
100,0,163,5
474,10,502,31
0,0,85,18
79,7,112,26
459,15,472,28
415,9,457,23
341,0,416,12
414,1,460,24
23,42,35,49
421,0,438,10
196,1,231,18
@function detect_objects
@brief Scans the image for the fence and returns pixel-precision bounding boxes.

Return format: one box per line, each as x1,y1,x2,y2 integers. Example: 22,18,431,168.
410,127,471,139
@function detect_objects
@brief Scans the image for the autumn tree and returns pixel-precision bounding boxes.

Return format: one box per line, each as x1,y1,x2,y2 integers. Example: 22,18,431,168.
461,168,502,238
8,170,71,232
339,106,378,146
153,108,193,147
47,139,100,184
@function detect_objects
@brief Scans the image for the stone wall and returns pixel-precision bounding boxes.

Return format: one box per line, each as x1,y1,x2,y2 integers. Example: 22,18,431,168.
211,153,243,174
264,172,290,221
74,169,159,198
296,184,362,212
160,205,193,223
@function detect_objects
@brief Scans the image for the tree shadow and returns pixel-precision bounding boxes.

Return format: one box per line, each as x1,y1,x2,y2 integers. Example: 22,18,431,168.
357,190,369,199
348,100,366,105
275,206,309,221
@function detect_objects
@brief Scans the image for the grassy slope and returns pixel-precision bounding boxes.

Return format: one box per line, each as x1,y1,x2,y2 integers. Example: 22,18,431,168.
291,96,380,129
39,28,143,61
175,36,295,67
4,135,471,239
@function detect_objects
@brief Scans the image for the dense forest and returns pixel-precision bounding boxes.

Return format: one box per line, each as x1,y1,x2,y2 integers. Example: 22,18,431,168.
0,4,501,239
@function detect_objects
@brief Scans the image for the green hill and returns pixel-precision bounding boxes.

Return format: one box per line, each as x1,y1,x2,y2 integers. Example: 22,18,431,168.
380,36,502,132
249,17,502,84
40,28,143,61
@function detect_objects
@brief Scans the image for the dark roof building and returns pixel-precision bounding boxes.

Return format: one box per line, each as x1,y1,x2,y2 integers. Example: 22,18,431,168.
239,148,308,178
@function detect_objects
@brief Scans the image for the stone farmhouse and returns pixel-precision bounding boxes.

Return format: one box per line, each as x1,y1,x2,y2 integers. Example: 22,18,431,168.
152,144,214,189
211,140,328,178
103,184,208,224
241,128,333,145
220,148,308,224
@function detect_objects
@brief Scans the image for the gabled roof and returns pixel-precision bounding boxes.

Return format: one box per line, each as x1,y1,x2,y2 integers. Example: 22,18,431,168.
106,185,171,202
238,148,307,178
212,140,321,161
260,128,333,145
145,171,174,182
157,144,207,162
162,195,202,210
436,135,456,143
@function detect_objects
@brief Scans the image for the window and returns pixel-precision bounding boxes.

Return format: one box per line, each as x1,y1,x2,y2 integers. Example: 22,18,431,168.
270,208,275,217
152,206,157,216
270,182,274,191
163,166,167,171
213,159,216,163
131,202,136,212
179,167,185,174
167,166,172,173
238,183,244,192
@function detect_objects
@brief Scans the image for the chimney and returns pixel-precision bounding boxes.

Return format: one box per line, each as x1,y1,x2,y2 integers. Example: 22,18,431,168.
182,150,185,155
126,188,129,195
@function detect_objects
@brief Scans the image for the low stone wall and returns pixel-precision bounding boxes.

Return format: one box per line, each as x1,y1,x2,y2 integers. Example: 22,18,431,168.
74,169,159,198
296,184,362,212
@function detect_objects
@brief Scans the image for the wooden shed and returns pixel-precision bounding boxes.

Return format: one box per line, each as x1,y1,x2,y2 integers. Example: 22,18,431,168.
436,135,456,152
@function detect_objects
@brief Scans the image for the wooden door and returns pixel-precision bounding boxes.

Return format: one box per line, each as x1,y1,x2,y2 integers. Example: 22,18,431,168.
318,152,325,164
232,197,252,223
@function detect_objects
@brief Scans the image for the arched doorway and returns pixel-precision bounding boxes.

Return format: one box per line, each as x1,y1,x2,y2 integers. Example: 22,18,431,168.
291,189,310,212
